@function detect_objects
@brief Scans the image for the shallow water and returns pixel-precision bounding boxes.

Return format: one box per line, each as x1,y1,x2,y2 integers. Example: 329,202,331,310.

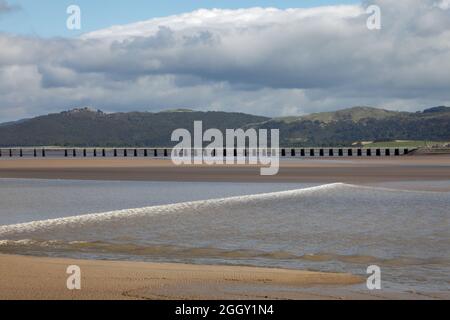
0,179,449,294
0,179,310,225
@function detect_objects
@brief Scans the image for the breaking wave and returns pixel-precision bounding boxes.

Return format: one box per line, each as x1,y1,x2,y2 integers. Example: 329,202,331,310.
0,182,345,237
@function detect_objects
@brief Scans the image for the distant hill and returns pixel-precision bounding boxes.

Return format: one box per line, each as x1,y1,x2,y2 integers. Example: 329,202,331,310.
0,106,449,147
249,106,450,146
0,108,268,147
279,106,400,124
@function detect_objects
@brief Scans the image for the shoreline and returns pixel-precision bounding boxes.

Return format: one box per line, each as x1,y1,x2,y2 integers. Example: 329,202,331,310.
0,253,363,300
0,156,449,184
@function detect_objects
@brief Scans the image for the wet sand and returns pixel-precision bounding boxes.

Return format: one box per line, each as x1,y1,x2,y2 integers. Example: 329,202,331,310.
0,156,449,186
0,254,362,300
2,254,445,300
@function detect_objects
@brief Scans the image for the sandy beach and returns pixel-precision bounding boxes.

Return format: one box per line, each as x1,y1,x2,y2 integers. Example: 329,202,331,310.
0,254,366,300
0,156,449,185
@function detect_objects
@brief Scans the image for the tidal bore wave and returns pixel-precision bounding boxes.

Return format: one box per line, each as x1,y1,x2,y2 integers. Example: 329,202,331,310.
0,183,344,237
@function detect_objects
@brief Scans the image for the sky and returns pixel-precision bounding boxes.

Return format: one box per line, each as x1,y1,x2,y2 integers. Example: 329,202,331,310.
0,0,450,122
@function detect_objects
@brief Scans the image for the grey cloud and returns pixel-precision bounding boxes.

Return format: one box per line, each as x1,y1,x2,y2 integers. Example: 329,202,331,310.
183,31,218,46
0,0,450,122
118,26,176,49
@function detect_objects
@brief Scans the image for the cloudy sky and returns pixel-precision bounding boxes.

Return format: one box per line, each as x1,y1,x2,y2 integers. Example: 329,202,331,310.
0,0,449,122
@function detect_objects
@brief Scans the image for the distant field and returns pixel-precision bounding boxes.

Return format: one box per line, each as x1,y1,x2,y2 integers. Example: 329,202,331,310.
363,141,449,148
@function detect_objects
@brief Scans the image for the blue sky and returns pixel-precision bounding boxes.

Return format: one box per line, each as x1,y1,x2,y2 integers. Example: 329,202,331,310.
1,0,359,37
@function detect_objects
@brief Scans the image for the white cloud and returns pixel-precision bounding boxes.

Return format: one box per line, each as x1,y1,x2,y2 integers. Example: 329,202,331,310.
0,1,450,122
82,6,363,41
436,0,450,9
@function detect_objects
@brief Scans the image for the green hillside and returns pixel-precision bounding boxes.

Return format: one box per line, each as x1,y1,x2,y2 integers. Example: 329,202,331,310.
0,106,449,147
0,108,268,147
250,107,450,147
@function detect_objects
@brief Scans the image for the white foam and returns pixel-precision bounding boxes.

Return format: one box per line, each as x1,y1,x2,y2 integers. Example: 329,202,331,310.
0,239,36,246
0,183,345,237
